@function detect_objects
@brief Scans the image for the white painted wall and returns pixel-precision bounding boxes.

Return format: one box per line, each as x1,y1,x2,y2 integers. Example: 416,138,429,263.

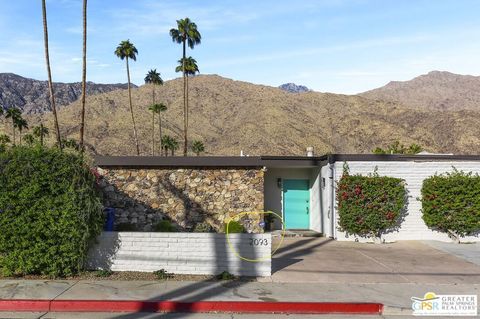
88,232,271,276
332,160,480,242
264,167,321,231
309,168,322,233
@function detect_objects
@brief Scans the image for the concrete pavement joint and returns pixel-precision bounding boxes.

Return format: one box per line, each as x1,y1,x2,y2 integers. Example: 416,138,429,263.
50,280,80,304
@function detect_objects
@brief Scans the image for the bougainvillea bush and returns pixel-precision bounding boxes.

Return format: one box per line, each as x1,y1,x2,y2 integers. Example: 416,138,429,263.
337,165,407,238
0,146,104,277
421,169,480,238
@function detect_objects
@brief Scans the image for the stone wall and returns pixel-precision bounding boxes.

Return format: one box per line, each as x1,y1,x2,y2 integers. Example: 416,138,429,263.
97,167,264,232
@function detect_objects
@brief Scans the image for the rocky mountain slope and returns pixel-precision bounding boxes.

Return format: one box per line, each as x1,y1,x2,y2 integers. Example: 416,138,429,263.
361,71,480,110
0,73,133,114
14,74,480,156
278,83,310,93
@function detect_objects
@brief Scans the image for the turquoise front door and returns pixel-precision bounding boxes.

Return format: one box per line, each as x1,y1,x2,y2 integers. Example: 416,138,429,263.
283,179,310,229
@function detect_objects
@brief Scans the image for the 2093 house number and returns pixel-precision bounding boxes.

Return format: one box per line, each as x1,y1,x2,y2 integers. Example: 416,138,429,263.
249,238,268,246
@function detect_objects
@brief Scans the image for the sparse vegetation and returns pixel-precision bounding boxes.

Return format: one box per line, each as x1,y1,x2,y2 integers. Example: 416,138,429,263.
217,271,235,280
373,140,422,154
153,220,176,232
225,220,246,233
153,269,174,280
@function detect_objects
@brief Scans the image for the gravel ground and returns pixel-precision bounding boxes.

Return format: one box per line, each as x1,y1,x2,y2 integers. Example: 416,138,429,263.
0,271,257,282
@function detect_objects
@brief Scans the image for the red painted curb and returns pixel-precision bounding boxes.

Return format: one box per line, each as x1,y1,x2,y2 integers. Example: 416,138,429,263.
0,299,384,314
0,300,50,312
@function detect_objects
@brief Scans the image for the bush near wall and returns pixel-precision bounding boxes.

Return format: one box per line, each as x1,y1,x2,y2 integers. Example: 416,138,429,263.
0,146,104,277
421,169,480,237
337,165,406,238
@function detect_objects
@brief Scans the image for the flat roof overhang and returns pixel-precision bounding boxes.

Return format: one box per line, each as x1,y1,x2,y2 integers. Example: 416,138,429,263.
94,154,480,169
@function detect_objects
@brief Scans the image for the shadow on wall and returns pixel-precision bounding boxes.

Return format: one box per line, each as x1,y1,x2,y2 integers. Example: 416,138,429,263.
86,232,120,271
99,168,262,232
92,172,264,276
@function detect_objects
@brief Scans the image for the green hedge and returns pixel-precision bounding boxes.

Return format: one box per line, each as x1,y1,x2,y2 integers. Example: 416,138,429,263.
337,165,407,238
0,146,103,277
421,169,480,237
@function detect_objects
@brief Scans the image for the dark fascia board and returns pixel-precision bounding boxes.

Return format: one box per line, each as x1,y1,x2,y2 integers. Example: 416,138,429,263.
94,155,327,168
95,156,264,168
328,154,480,163
94,154,480,169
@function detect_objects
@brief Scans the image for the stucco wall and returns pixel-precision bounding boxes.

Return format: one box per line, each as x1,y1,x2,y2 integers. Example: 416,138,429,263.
87,232,271,276
333,160,480,242
97,167,264,232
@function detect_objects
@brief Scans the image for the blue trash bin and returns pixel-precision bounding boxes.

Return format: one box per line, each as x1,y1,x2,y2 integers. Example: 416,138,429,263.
104,207,115,231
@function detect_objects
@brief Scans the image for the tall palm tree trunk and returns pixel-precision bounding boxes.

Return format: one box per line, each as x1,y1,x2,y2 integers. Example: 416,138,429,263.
42,0,62,149
11,118,15,146
182,39,187,156
159,115,163,156
79,0,87,151
186,74,189,133
126,57,140,155
151,112,155,156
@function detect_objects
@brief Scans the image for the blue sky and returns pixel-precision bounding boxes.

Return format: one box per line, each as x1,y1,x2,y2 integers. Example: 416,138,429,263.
2,0,480,93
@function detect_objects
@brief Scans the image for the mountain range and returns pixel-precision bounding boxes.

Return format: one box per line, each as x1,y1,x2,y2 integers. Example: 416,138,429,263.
1,71,480,156
0,73,133,114
278,83,310,93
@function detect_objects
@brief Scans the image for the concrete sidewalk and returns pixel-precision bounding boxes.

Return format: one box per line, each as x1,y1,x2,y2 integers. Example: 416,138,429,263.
0,280,478,315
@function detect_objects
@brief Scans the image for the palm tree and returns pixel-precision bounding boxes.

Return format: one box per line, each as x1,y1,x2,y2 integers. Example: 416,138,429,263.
191,140,205,156
15,118,28,146
161,135,172,157
148,103,159,155
23,134,35,146
5,108,21,145
156,103,167,156
175,57,199,133
79,0,88,151
170,137,179,156
144,69,163,105
42,0,62,148
33,124,49,147
115,40,140,155
170,18,201,156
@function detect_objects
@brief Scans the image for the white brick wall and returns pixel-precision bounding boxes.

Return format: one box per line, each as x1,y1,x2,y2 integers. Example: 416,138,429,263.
87,232,271,276
334,160,480,242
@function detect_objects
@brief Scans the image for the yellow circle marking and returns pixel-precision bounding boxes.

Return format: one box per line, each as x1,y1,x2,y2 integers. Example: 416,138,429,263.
225,211,286,262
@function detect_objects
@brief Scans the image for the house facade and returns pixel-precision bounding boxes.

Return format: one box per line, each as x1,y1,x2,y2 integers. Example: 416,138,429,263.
95,154,480,242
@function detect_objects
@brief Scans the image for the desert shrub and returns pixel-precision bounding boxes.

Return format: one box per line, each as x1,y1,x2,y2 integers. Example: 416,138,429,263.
224,220,245,233
94,269,113,278
337,164,407,238
217,270,235,280
153,268,173,280
153,220,176,232
421,169,480,237
193,221,214,233
0,146,103,277
115,223,137,232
